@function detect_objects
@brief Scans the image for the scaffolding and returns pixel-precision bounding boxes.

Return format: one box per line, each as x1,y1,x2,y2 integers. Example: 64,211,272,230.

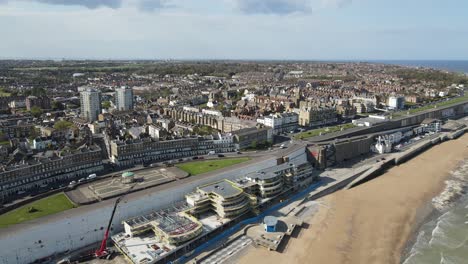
123,201,203,245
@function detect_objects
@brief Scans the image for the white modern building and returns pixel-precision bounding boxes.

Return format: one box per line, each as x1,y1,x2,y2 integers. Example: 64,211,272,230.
257,112,299,134
80,88,101,122
148,124,164,139
388,96,405,110
115,86,134,111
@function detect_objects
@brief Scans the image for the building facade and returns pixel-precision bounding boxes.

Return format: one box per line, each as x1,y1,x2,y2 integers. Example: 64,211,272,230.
109,135,235,167
80,88,102,122
115,86,134,111
388,96,405,110
0,145,104,197
233,127,273,149
25,96,51,111
257,112,299,134
299,106,338,127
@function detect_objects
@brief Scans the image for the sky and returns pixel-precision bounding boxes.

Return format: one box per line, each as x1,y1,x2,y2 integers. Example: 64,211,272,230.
0,0,467,60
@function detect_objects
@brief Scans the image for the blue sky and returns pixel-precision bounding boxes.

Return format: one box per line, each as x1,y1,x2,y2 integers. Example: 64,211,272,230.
0,0,467,60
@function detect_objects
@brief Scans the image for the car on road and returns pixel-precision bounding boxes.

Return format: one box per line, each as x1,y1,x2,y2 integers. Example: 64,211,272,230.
78,178,86,183
217,154,225,158
87,174,97,180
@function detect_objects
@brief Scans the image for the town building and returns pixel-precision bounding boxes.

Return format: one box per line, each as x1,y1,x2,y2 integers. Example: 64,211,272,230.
109,134,235,167
233,127,273,149
80,88,102,122
0,145,104,197
298,106,337,127
388,96,405,110
186,180,255,219
25,96,51,111
115,86,134,111
257,112,299,134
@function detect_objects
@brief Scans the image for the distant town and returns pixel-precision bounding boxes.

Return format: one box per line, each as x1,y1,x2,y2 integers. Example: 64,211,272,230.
0,60,467,264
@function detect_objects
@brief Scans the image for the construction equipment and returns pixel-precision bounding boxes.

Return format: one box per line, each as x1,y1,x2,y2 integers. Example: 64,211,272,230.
94,184,136,259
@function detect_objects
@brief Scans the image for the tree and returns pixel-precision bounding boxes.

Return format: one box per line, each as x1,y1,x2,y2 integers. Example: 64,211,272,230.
102,101,111,109
30,106,43,118
28,127,40,140
54,120,73,130
250,140,257,149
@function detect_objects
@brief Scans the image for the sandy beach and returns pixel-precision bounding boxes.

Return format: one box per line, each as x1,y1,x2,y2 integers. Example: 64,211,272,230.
238,134,468,264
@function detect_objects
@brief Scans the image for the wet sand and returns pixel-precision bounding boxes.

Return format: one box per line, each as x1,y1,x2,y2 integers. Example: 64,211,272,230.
238,134,468,264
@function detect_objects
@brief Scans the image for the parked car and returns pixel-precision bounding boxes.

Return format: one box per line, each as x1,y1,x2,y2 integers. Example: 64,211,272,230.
217,154,225,158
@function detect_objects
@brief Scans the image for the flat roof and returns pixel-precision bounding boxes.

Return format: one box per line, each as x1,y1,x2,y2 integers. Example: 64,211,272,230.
199,180,241,198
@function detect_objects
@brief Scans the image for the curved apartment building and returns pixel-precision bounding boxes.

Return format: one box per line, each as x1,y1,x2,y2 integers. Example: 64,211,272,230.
186,180,255,219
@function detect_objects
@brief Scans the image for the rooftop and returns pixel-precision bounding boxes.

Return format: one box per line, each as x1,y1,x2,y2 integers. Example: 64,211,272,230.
198,180,242,199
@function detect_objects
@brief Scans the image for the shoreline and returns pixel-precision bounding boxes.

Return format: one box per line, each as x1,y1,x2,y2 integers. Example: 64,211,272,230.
400,201,440,263
237,134,468,264
400,157,468,263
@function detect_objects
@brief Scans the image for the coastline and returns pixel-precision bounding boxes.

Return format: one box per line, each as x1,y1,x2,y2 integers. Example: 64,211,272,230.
237,134,468,264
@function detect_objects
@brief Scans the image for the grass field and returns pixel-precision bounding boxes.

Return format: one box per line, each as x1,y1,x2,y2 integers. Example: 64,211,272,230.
176,157,250,175
294,123,356,140
0,193,77,228
393,94,468,117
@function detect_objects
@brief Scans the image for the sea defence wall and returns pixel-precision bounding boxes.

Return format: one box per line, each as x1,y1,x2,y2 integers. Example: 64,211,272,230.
0,148,306,264
308,101,468,143
345,159,395,189
346,128,467,189
394,140,434,165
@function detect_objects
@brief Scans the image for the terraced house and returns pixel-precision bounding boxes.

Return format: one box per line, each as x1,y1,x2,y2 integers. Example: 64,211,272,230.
0,145,103,197
109,134,235,167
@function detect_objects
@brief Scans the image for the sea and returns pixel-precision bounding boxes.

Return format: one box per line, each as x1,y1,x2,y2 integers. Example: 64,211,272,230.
375,61,468,264
402,159,468,264
371,60,468,75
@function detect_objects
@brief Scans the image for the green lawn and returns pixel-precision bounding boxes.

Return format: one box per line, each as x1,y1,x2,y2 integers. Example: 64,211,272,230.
0,193,77,228
294,123,356,140
176,157,250,175
393,94,468,118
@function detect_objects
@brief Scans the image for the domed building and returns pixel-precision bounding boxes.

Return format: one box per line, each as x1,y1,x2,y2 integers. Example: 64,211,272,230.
121,171,135,184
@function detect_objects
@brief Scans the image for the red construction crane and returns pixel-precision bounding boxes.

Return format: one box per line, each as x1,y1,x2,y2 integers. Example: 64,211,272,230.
95,184,136,259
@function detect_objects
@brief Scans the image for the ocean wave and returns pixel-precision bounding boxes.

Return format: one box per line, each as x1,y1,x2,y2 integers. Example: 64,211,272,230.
431,160,468,211
403,159,468,264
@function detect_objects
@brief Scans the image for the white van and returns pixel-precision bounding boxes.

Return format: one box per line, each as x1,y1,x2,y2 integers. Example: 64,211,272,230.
87,174,97,180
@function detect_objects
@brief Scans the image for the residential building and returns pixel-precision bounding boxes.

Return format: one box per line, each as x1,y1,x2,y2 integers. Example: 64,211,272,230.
25,96,51,111
115,86,134,111
0,145,104,197
257,112,299,134
388,96,405,110
186,180,255,219
80,88,101,122
232,127,273,149
109,135,235,167
298,106,337,127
